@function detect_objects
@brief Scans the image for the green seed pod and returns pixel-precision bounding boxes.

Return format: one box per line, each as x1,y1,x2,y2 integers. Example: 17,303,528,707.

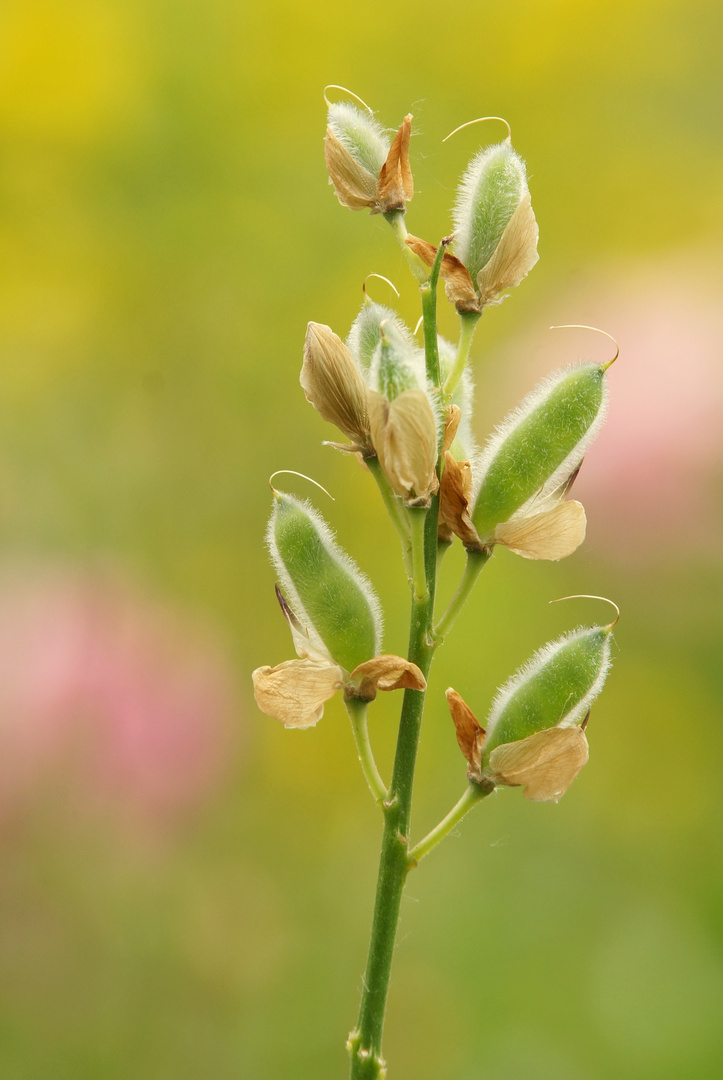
483,625,612,760
369,321,425,401
471,363,607,541
454,141,529,281
266,492,382,674
347,301,411,377
327,102,390,180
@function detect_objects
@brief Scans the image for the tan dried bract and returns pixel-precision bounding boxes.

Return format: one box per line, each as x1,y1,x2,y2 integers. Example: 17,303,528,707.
476,194,540,306
367,388,439,505
349,654,427,701
446,688,485,781
405,235,480,313
488,726,589,802
442,405,462,454
376,115,414,214
301,323,372,453
438,451,483,549
323,128,380,211
494,500,586,560
252,659,345,729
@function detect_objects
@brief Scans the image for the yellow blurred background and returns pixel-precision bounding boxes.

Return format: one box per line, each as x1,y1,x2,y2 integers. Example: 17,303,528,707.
1,1,722,1077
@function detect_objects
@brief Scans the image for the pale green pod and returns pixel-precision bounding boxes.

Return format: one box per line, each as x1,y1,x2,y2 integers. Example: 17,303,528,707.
471,363,607,540
347,301,411,377
369,321,425,401
267,492,382,673
483,626,613,760
327,102,389,177
453,142,529,282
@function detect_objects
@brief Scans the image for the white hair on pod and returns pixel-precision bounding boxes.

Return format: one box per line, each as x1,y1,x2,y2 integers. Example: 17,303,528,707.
485,627,612,742
470,363,609,513
265,494,383,658
327,102,390,176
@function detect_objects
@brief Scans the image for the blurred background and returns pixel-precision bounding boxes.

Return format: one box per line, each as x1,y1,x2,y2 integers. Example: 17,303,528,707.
1,0,722,1077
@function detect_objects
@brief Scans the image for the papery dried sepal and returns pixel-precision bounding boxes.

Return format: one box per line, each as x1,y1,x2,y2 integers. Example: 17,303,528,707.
475,193,539,305
405,235,480,312
376,114,414,213
252,659,344,729
494,499,586,560
301,322,372,452
349,654,426,701
438,451,481,548
446,687,485,781
488,726,589,802
367,388,439,505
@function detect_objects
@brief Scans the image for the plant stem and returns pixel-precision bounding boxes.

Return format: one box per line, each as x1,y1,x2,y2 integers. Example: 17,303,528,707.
348,500,438,1080
442,310,481,398
420,240,447,388
366,456,413,581
346,698,388,806
407,782,492,868
409,507,429,602
434,548,491,642
383,210,428,283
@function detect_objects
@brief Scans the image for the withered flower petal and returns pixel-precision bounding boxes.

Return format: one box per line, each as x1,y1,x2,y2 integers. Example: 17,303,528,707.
494,500,586,560
301,322,372,451
446,687,485,781
488,726,589,802
475,193,539,306
349,654,426,701
252,659,344,729
367,388,439,505
376,114,414,213
405,235,480,313
323,128,379,210
438,451,483,549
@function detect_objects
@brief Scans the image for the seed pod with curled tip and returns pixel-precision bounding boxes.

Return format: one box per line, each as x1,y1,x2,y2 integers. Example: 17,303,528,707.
369,320,426,401
347,301,413,377
471,363,608,547
301,323,372,453
324,102,413,215
478,624,614,802
266,491,382,674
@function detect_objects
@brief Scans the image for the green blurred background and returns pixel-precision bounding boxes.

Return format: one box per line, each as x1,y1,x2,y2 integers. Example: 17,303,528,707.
1,1,722,1077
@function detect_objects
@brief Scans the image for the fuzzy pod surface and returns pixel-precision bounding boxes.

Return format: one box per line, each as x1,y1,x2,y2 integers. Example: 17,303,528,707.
268,492,382,673
483,626,612,757
472,364,606,539
327,102,389,176
454,142,529,281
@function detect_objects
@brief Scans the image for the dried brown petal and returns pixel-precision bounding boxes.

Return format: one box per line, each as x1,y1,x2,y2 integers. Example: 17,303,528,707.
367,388,439,505
494,500,586,560
438,451,483,549
476,194,539,306
349,654,426,701
446,687,485,780
323,127,379,211
405,235,480,313
376,114,414,213
488,726,589,803
301,323,372,451
252,659,344,729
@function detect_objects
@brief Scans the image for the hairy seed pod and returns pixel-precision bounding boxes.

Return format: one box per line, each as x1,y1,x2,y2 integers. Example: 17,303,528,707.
267,492,382,673
471,364,607,541
370,321,425,401
453,142,535,282
347,301,411,376
324,102,390,211
483,625,612,758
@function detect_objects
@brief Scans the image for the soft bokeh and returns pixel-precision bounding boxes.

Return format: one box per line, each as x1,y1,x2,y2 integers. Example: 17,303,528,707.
1,1,722,1077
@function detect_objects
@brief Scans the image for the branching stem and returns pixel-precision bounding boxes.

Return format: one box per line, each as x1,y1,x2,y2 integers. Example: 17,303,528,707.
443,310,481,398
435,548,491,641
366,456,413,580
408,782,492,868
346,698,388,806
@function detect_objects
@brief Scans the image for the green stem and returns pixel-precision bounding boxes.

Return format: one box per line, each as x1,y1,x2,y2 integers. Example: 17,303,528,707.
366,456,413,581
420,240,447,388
442,310,481,399
348,504,438,1080
409,507,429,602
346,698,388,806
407,782,491,867
383,210,428,283
434,548,491,642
